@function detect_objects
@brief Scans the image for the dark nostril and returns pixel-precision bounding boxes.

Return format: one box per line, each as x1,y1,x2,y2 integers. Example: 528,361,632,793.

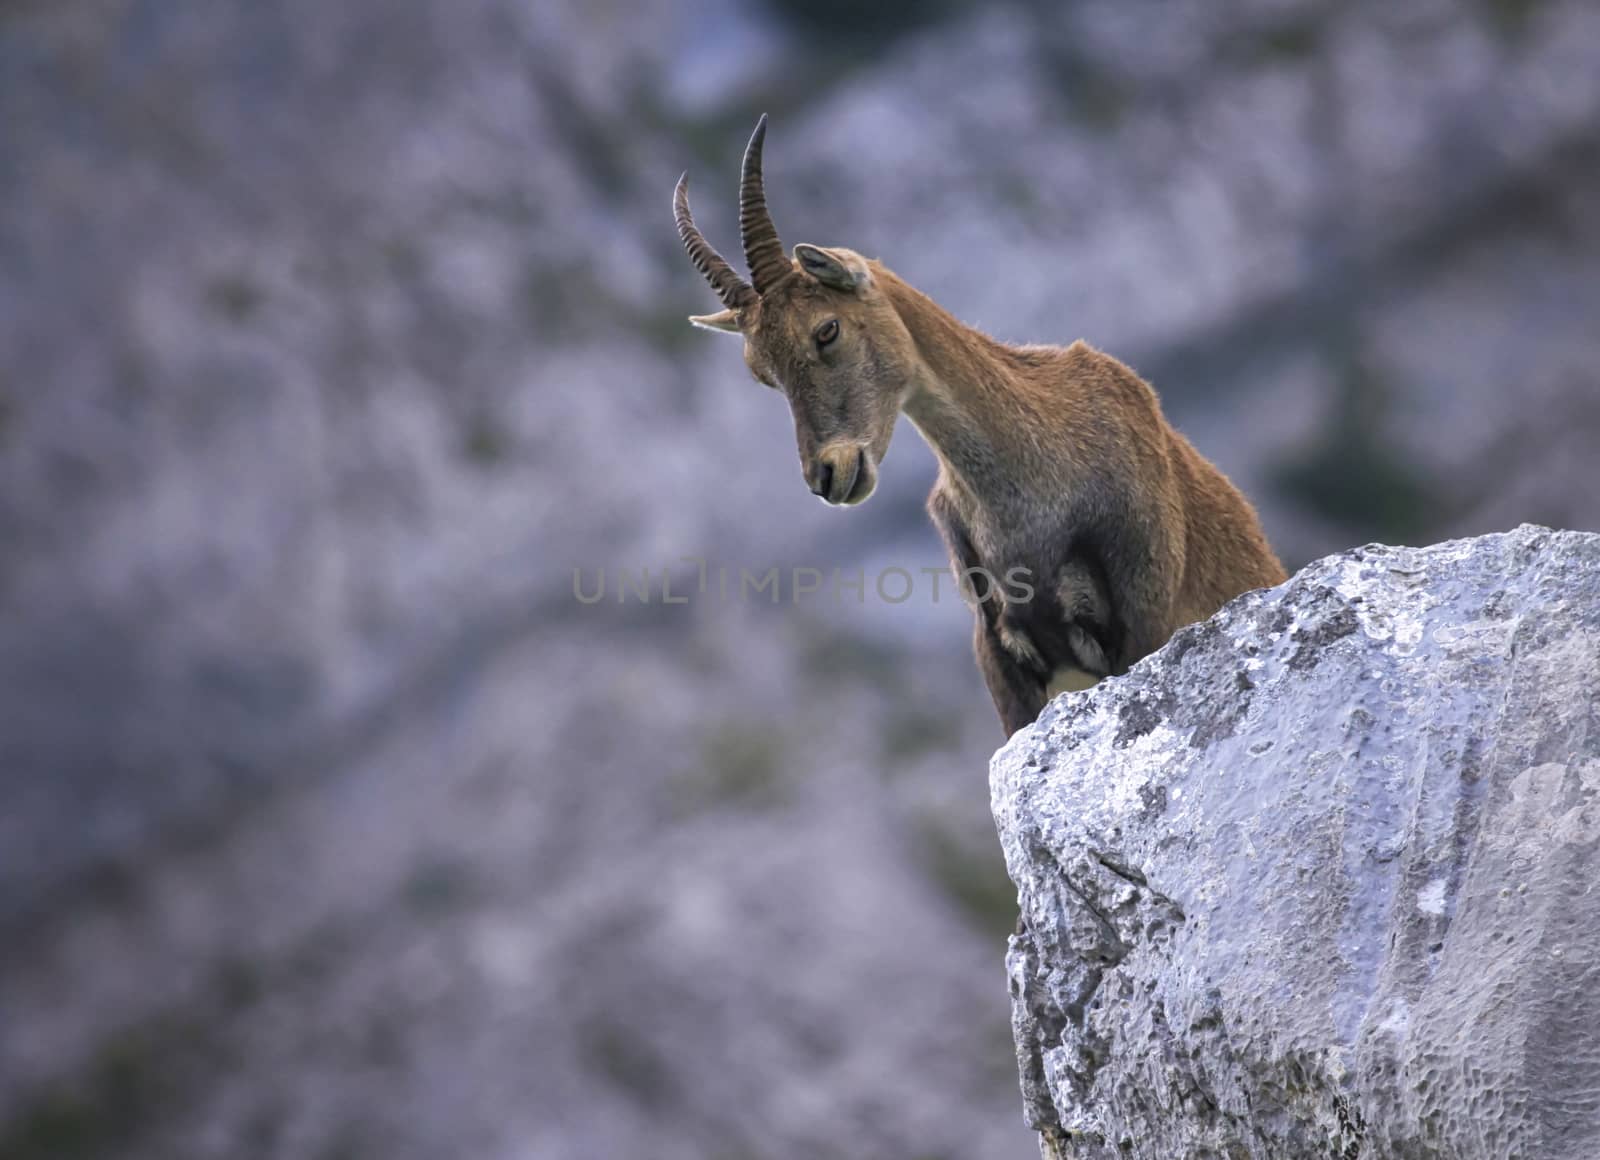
813,462,834,498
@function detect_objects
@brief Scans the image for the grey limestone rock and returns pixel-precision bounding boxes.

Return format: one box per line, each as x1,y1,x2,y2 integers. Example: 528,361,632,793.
993,524,1600,1159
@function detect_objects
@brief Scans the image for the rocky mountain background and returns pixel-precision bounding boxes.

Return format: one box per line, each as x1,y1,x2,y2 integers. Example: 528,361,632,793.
0,1,1596,1157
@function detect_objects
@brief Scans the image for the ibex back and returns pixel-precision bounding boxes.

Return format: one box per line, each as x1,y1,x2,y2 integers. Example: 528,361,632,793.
676,116,1288,736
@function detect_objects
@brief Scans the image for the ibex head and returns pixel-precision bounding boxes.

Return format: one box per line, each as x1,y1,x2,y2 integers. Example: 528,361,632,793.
676,116,917,506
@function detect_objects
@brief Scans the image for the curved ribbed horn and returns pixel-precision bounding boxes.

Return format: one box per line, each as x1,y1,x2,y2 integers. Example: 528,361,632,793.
675,173,756,312
739,115,792,296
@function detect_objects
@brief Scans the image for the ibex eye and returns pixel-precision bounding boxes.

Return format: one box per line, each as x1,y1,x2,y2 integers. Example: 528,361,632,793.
815,319,840,348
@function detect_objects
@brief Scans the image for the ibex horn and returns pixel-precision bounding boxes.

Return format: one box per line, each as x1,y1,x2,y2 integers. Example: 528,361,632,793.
675,173,756,311
739,114,792,296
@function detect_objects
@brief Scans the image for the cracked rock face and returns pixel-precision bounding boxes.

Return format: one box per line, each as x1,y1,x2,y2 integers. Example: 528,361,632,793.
992,525,1600,1160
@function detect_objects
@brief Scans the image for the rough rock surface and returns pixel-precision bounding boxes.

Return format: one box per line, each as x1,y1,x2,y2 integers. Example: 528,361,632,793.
993,524,1600,1159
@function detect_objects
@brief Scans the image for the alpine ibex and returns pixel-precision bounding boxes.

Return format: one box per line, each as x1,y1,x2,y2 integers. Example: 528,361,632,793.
676,116,1288,736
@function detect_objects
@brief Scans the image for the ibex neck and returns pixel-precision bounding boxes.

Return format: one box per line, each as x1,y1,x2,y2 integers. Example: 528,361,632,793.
876,269,1044,509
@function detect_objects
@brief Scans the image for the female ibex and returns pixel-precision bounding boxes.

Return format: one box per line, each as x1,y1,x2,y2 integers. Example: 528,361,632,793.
676,116,1287,736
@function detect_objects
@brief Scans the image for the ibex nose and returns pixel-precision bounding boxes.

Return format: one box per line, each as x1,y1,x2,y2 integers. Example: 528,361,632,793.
811,461,834,499
809,443,871,506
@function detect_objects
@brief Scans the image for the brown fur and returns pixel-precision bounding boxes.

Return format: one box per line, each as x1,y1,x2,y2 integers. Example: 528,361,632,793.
680,138,1287,736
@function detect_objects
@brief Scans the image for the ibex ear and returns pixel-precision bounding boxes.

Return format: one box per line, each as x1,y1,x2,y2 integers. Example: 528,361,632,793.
688,309,742,334
794,244,868,293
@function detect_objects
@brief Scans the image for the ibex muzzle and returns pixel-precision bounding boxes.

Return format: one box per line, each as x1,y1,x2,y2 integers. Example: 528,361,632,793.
808,443,871,506
674,115,913,507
